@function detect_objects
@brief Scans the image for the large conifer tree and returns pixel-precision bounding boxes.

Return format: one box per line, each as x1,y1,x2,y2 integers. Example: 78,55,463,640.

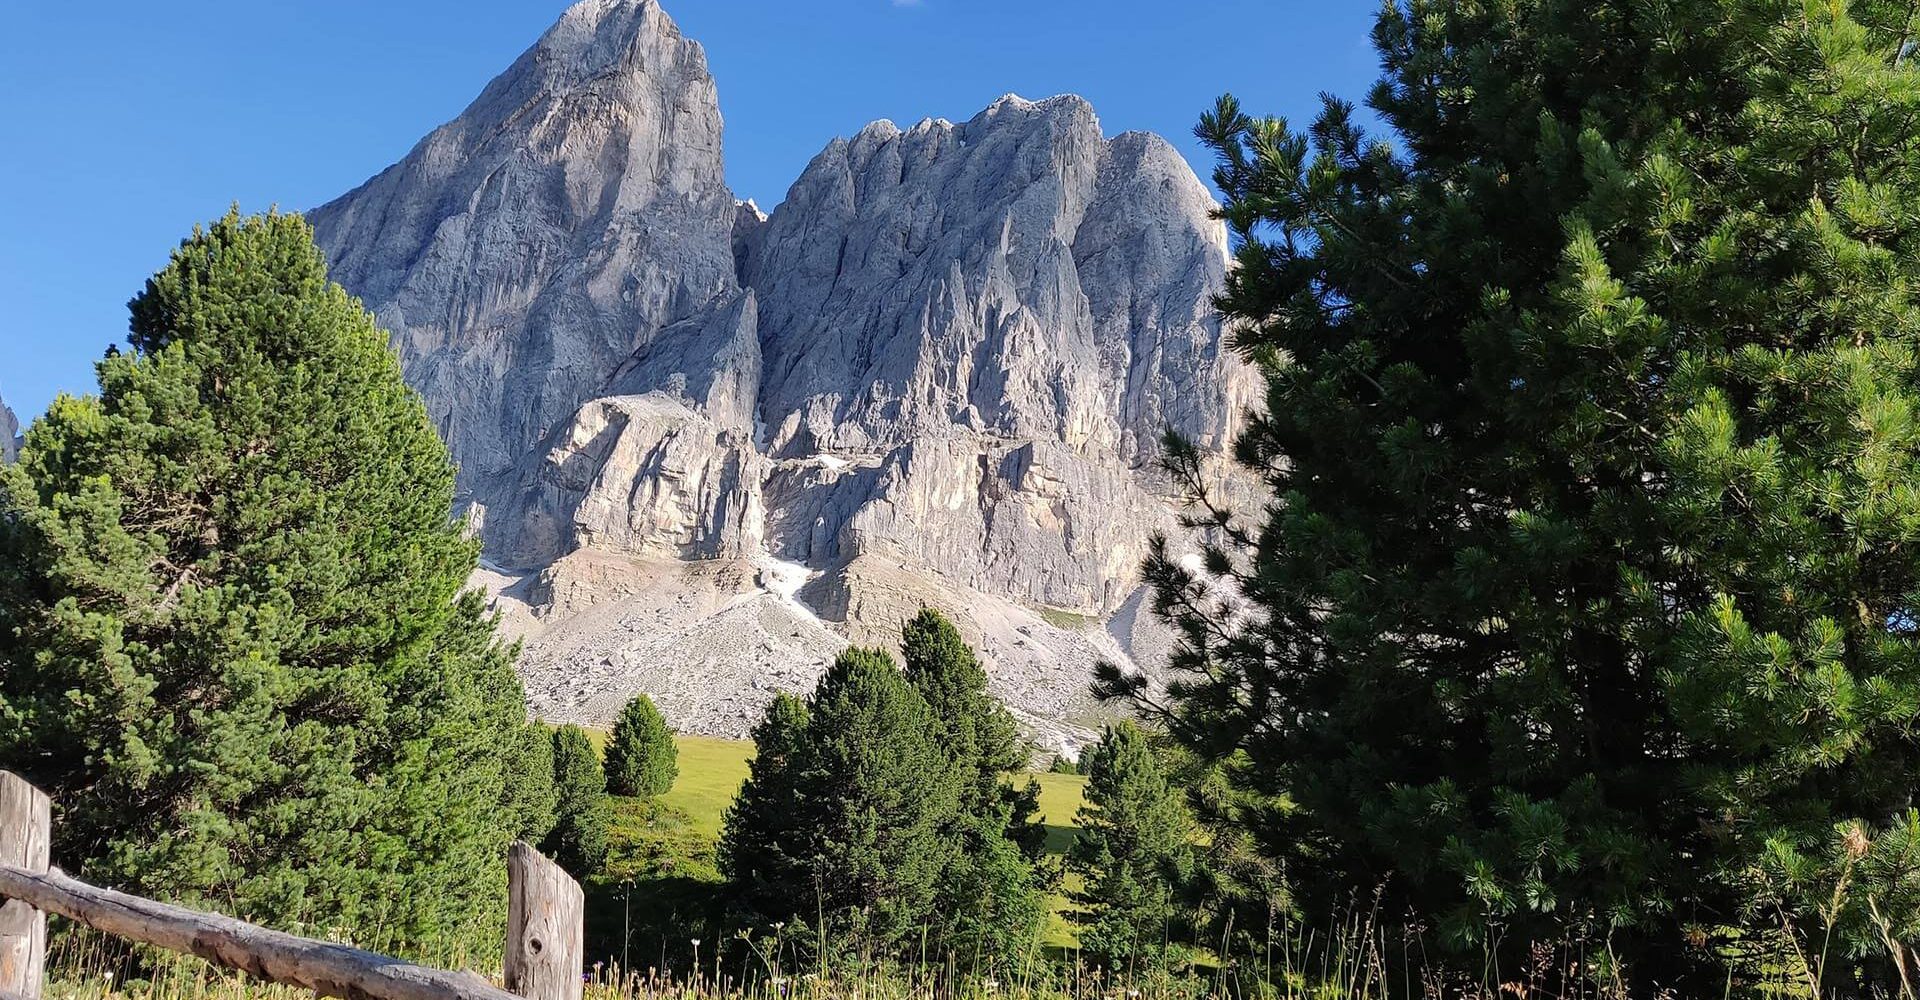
0,211,547,956
1110,0,1920,989
543,724,610,878
603,693,677,798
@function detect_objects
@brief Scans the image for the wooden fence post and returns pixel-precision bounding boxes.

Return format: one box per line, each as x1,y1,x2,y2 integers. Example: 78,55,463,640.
504,843,582,1000
0,772,50,1000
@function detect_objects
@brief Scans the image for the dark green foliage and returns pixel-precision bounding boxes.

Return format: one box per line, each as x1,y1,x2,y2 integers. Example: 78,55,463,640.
720,648,958,953
1112,0,1920,990
1068,722,1193,969
543,724,611,879
1006,777,1048,864
0,210,547,957
901,609,1046,967
604,693,677,798
713,693,809,913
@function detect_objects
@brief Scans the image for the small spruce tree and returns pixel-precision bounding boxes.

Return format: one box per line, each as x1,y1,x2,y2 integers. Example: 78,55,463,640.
604,693,677,797
900,608,1046,967
719,648,957,952
1069,721,1193,970
543,725,610,878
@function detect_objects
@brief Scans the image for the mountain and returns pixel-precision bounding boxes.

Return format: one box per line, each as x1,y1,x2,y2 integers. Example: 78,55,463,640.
309,0,742,489
742,97,1256,614
313,0,1255,752
1,396,17,463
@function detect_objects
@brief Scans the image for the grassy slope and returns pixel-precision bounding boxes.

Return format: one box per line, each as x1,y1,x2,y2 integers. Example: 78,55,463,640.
649,735,1089,840
655,736,757,839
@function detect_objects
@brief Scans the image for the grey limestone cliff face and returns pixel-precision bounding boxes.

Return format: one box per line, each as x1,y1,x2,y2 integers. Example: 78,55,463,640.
310,0,743,492
488,287,765,567
313,0,1256,745
744,95,1259,612
1,397,18,464
747,97,1247,462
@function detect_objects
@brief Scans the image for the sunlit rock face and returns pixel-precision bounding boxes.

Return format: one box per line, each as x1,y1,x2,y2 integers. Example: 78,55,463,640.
310,0,742,492
1,396,18,463
744,94,1258,613
314,0,1257,752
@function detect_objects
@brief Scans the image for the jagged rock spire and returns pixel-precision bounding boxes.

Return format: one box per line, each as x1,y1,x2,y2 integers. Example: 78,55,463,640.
311,0,740,490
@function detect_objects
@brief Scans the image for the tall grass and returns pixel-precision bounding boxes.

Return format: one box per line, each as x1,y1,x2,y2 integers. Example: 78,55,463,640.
37,907,1837,1000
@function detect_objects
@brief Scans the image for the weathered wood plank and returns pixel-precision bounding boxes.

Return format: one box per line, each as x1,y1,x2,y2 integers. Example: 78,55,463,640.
0,773,49,1000
504,843,582,1000
0,864,521,1000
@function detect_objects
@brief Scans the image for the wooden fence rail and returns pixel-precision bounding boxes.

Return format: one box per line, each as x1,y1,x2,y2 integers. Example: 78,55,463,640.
0,771,583,1000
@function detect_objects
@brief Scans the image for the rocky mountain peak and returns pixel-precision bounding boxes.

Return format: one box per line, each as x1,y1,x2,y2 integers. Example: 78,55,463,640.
745,87,1248,467
531,0,681,76
313,0,1257,750
311,0,737,488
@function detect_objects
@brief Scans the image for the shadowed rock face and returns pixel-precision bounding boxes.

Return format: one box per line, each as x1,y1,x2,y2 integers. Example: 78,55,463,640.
313,0,1256,748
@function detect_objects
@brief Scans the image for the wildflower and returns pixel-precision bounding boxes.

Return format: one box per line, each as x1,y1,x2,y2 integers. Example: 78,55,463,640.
1845,822,1872,861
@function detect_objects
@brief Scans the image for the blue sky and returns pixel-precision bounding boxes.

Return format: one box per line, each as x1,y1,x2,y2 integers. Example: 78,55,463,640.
0,0,1380,422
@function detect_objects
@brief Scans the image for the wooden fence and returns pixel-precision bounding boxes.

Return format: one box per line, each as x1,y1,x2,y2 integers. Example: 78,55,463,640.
0,771,585,1000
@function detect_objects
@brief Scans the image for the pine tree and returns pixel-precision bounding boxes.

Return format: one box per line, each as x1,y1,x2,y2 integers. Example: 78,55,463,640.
1068,721,1193,970
1108,0,1920,989
900,609,1045,968
0,210,548,956
542,724,610,879
604,693,677,798
719,648,957,952
903,609,1027,783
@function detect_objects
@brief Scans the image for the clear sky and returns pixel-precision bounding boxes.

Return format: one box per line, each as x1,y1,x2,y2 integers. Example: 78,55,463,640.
0,0,1381,423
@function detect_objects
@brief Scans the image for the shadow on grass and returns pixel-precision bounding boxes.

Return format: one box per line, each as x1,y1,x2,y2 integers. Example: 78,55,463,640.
584,870,733,973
